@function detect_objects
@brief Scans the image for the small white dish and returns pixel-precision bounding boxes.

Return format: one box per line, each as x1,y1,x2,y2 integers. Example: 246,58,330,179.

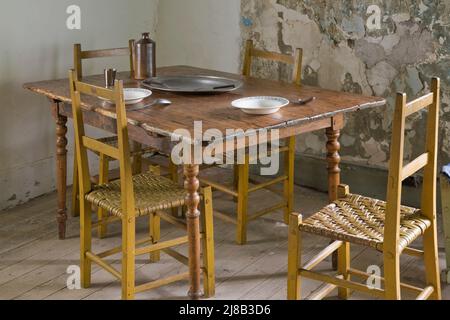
99,88,152,105
231,96,290,115
123,88,152,105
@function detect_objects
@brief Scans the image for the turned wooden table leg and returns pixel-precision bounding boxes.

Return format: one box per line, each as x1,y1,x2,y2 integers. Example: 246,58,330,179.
52,101,68,240
326,116,343,270
326,127,341,203
184,164,202,299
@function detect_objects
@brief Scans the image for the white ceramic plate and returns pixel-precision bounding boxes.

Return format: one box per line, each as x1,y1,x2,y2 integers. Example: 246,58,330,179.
98,88,152,105
232,96,290,115
123,88,152,105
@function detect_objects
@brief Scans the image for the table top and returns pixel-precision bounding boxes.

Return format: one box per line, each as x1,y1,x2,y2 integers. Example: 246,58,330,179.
24,65,386,144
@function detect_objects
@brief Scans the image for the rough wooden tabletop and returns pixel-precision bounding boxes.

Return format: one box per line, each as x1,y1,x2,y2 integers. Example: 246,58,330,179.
24,65,386,143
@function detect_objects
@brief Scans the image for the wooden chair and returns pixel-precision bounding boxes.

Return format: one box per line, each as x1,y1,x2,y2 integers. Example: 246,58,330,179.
74,41,135,79
288,78,442,300
69,70,215,300
440,166,450,283
71,42,168,238
201,39,303,245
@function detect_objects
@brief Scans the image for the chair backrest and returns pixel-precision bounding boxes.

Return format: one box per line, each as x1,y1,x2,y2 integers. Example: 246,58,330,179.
69,69,136,218
384,78,440,252
242,39,303,86
74,41,135,79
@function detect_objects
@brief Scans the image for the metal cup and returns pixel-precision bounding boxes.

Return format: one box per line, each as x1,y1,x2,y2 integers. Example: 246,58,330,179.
104,68,117,87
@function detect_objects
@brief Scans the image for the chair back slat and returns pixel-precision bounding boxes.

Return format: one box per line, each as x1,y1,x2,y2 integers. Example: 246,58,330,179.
81,47,131,59
251,48,296,65
69,69,135,218
74,40,135,79
242,39,303,86
405,93,434,117
82,136,120,160
74,81,116,101
384,77,440,256
401,153,429,181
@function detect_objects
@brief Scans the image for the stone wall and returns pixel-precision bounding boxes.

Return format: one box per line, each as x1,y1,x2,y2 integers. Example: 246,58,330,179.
241,0,450,169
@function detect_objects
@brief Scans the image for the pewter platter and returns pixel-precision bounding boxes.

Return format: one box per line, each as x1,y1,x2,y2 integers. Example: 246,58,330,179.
143,75,243,94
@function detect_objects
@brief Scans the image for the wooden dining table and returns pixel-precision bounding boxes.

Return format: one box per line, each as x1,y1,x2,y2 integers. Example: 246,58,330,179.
24,65,385,299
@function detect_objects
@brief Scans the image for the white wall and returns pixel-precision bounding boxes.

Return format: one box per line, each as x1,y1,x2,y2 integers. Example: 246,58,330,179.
0,0,243,211
156,0,242,73
0,0,159,210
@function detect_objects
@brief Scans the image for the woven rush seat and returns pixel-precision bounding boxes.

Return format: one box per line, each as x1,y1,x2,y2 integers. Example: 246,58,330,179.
86,173,186,218
300,194,431,252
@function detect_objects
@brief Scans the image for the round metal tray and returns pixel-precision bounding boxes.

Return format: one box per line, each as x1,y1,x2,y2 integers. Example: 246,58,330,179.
143,75,243,94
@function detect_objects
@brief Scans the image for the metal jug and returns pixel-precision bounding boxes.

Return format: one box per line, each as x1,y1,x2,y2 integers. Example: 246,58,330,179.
133,32,156,80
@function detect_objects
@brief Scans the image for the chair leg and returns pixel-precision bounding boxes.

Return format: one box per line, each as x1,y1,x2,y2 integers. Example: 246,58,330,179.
383,251,401,300
201,186,215,298
168,159,181,217
284,137,296,224
121,215,136,300
71,157,80,217
337,242,350,299
236,157,249,245
287,213,302,300
423,224,442,300
97,154,109,238
233,164,239,203
80,198,92,288
149,212,161,263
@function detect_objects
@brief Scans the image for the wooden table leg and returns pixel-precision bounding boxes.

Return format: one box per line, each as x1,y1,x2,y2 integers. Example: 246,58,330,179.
52,101,68,240
326,127,341,202
184,164,202,299
326,117,343,270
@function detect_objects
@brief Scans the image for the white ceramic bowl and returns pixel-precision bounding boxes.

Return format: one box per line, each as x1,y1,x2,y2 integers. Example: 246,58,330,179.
123,88,152,105
232,96,290,115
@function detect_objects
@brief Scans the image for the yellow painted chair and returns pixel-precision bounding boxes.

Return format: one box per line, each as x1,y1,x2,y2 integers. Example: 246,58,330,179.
288,78,442,300
71,42,176,238
201,39,303,245
69,70,215,300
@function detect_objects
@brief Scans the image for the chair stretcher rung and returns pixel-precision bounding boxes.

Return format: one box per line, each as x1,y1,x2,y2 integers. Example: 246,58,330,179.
247,146,290,163
248,177,284,196
92,216,121,229
222,145,290,163
135,272,190,294
135,236,189,256
305,277,341,300
402,246,424,257
248,176,287,193
303,241,343,271
97,237,153,259
86,251,121,280
214,210,238,225
416,286,434,300
347,268,424,294
248,202,286,221
157,211,187,230
300,269,385,298
200,178,238,197
163,248,189,266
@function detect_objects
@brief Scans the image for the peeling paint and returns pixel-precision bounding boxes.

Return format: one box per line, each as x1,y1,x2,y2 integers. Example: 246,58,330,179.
241,0,450,168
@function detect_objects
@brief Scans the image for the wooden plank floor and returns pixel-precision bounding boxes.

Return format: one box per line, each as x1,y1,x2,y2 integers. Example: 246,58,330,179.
0,168,449,300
